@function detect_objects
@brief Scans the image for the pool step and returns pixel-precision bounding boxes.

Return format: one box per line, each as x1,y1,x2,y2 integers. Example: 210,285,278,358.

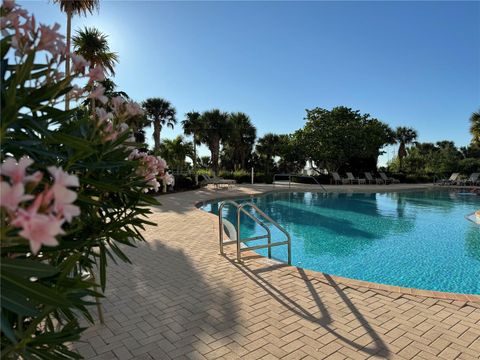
218,200,292,265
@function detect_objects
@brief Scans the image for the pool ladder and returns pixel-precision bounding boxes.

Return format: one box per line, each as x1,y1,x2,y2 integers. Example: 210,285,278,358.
218,200,292,265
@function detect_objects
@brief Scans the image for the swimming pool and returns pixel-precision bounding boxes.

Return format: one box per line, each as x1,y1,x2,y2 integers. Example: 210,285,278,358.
201,190,480,295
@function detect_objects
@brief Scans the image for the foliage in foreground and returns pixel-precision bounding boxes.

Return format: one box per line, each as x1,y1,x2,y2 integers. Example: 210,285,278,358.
0,3,165,358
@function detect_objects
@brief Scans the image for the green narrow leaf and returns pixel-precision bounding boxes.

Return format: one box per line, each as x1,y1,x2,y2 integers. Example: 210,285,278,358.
1,289,39,316
47,132,94,153
1,35,12,59
1,273,71,308
1,258,59,278
99,243,107,292
0,309,17,344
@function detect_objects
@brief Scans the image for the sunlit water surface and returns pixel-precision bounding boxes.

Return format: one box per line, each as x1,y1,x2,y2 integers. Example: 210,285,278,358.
201,190,480,294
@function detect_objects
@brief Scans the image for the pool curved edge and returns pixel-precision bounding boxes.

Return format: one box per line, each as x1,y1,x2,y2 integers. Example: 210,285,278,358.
194,191,480,303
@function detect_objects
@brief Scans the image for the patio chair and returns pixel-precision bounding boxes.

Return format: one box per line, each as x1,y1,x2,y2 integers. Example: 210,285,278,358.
379,172,400,184
364,172,384,184
458,173,480,186
201,174,236,189
331,172,349,185
435,173,460,186
346,172,366,184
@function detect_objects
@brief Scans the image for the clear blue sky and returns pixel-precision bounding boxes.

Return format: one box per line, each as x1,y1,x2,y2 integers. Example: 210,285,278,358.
21,0,480,165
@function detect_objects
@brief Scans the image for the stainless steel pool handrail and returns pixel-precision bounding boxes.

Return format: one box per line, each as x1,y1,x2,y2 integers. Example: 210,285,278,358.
273,173,327,193
218,200,291,265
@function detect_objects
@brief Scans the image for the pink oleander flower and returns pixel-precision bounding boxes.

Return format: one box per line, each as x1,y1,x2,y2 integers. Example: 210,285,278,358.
147,179,160,192
125,101,144,117
157,157,167,172
37,23,65,58
47,167,80,222
164,173,174,186
88,66,105,83
71,53,89,73
68,85,85,100
2,157,81,253
25,171,43,186
48,166,79,188
53,202,80,223
0,156,34,184
10,31,31,56
118,122,129,133
0,181,33,212
96,107,113,124
47,166,78,199
3,0,15,11
128,149,140,160
17,212,65,254
111,96,125,112
102,121,119,142
19,12,35,33
88,85,108,104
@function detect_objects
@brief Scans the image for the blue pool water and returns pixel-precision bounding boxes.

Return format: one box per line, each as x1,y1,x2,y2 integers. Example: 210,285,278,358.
201,190,480,294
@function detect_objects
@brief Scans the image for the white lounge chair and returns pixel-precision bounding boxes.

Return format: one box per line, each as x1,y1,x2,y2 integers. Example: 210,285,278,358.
346,172,366,184
331,172,349,185
379,172,400,184
364,172,384,184
201,174,236,189
435,173,460,186
458,173,480,186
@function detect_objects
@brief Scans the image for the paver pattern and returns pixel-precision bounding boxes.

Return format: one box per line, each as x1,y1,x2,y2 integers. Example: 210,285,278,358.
75,185,480,359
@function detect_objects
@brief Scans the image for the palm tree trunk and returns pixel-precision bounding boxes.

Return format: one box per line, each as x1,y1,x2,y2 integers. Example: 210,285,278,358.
65,10,72,111
153,118,161,151
398,142,406,171
211,141,220,175
193,138,198,185
240,148,246,170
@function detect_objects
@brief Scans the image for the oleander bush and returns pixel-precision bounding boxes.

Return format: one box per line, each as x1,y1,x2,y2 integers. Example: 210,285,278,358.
0,2,165,358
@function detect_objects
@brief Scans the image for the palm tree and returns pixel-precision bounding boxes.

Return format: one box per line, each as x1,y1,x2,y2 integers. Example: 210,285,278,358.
256,133,281,175
226,112,257,170
182,111,202,184
53,0,99,111
142,98,177,151
395,126,418,171
470,110,480,144
125,114,149,145
198,109,230,175
73,27,118,74
159,136,193,171
100,78,129,100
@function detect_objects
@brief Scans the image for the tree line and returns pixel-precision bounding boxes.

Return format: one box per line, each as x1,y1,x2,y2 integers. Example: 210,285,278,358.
65,13,479,179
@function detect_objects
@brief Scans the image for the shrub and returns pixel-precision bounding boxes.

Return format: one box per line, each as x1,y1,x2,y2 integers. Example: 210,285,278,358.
458,158,480,174
174,174,199,191
1,3,162,358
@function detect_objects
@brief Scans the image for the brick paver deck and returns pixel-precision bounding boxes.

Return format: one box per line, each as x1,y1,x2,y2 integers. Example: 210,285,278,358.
75,185,480,359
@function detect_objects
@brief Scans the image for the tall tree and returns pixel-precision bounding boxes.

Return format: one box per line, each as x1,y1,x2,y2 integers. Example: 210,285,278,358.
142,98,177,151
256,133,281,175
470,110,480,144
182,111,202,182
53,0,99,111
226,112,257,170
198,109,230,175
395,126,418,171
125,114,149,145
100,78,129,100
73,27,118,74
297,107,394,172
160,136,193,171
277,134,307,173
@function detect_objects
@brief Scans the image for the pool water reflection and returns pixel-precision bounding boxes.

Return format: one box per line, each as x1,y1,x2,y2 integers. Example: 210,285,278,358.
201,190,480,294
